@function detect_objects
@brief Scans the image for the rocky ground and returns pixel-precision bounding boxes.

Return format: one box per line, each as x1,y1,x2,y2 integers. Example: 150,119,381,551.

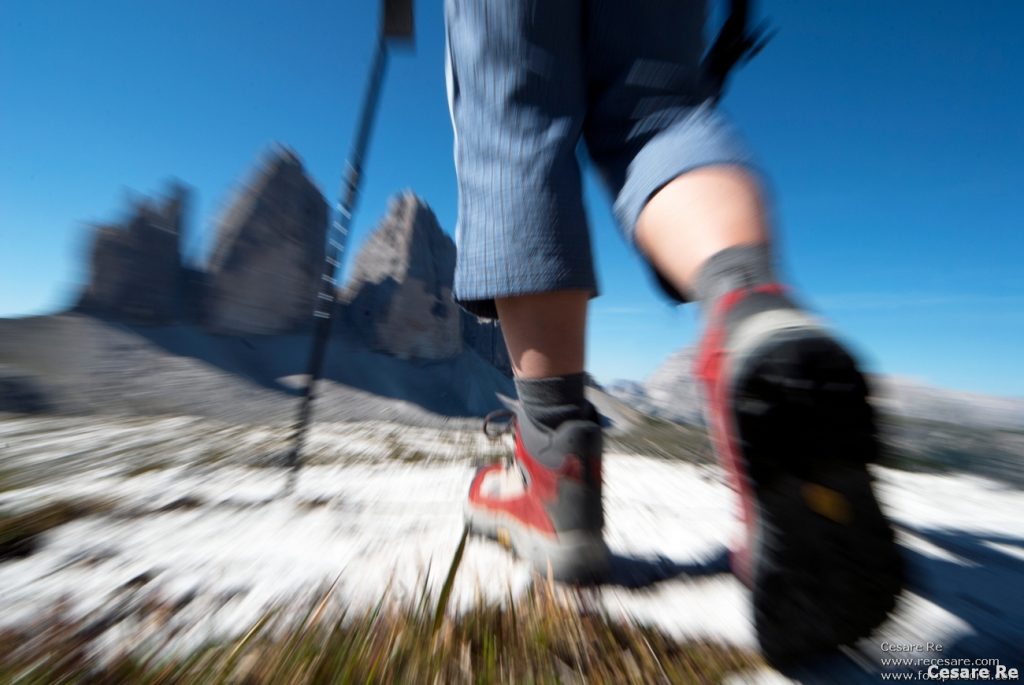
0,313,514,425
1,412,1021,683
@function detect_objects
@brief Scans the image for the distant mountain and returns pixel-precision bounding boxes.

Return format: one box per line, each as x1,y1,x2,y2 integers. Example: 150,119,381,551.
204,147,328,335
78,184,188,322
1,145,513,422
341,192,511,374
609,345,1023,432
607,343,1024,484
871,376,1024,431
606,347,706,427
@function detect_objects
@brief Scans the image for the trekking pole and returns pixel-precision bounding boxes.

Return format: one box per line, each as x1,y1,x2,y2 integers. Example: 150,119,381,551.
284,0,414,483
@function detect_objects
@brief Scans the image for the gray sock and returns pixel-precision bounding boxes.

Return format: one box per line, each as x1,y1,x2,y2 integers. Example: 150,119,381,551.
694,244,797,323
515,373,588,430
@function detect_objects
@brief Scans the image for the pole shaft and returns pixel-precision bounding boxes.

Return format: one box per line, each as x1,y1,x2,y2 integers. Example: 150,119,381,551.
286,37,389,469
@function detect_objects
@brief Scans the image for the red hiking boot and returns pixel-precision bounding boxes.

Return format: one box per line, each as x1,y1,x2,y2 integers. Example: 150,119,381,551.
465,402,608,583
697,284,904,665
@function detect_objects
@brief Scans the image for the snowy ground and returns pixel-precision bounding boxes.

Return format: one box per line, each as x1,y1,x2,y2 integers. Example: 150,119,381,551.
1,413,1022,681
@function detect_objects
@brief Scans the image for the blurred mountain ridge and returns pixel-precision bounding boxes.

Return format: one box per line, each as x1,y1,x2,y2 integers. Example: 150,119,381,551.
606,344,1024,485
607,345,1024,432
0,146,512,423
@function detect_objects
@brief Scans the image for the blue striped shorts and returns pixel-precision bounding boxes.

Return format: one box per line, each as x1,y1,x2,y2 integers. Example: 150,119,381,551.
446,0,752,318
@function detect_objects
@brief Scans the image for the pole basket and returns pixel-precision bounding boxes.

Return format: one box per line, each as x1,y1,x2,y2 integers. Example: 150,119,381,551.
383,0,414,40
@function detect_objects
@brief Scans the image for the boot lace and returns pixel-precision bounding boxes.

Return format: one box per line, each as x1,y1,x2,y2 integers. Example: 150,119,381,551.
482,409,517,470
482,409,516,440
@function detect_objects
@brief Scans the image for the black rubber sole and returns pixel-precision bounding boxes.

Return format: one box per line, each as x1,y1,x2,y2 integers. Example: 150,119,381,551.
731,334,905,666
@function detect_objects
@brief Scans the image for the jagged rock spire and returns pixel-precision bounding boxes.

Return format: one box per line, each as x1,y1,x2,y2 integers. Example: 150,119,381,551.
78,184,187,322
205,146,327,334
343,192,462,360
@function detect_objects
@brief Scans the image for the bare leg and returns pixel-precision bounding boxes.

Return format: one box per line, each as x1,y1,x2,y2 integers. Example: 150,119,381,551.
634,165,905,661
495,166,767,380
494,289,589,379
470,289,606,584
635,165,770,297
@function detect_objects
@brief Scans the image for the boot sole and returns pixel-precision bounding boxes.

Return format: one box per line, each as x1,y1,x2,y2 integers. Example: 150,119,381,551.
465,501,609,584
731,333,905,666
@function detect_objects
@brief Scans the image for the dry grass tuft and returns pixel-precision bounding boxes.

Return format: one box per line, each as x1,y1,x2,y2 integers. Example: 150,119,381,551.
0,529,760,684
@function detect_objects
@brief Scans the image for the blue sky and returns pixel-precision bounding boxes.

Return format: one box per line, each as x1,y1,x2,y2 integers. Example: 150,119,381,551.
2,1,1022,396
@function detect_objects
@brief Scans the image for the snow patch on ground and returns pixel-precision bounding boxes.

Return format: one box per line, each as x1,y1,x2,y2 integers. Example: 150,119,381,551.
1,414,1022,671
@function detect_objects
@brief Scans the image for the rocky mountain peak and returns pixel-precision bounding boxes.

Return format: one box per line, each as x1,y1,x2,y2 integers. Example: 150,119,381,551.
342,192,460,360
204,147,328,334
71,147,511,373
643,345,705,425
344,192,455,299
77,183,188,322
340,191,510,373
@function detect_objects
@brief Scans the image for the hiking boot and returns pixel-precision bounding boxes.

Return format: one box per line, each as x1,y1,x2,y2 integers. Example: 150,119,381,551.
696,284,904,665
465,402,609,583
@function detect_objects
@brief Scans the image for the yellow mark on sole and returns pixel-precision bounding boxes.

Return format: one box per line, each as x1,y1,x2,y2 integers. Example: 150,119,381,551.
802,483,852,524
496,527,512,549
